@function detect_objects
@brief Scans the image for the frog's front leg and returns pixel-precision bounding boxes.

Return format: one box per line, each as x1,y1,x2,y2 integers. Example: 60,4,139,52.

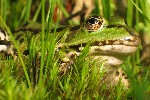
58,50,80,75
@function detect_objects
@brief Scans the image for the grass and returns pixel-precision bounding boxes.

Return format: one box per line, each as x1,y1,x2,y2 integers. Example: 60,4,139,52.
0,0,150,99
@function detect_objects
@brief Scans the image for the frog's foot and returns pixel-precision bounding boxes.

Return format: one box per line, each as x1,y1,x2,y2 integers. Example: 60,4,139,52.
58,51,79,75
59,62,72,75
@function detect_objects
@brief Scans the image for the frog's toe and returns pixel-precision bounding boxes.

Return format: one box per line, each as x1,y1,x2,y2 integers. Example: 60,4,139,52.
59,62,72,75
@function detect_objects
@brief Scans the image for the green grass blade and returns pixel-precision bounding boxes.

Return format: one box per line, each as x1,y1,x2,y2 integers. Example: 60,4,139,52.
38,0,45,88
25,0,32,21
127,0,134,26
131,0,150,23
33,2,42,21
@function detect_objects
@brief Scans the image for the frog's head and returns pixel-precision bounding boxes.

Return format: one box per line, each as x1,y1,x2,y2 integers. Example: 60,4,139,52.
64,15,141,66
66,15,140,49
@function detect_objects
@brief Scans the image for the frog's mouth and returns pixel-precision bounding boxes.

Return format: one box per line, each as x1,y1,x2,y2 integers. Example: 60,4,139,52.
90,44,138,55
91,36,141,54
69,35,140,55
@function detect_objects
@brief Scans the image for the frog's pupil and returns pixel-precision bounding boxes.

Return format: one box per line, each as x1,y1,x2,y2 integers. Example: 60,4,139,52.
88,18,98,24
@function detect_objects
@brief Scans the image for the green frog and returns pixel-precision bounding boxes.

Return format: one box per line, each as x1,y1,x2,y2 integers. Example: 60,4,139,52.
0,15,140,88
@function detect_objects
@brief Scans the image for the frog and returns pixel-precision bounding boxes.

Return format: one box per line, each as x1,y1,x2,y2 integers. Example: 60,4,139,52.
57,15,140,88
0,15,140,88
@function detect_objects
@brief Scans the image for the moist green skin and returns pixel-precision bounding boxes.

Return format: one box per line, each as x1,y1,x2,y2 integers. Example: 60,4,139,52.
63,26,139,46
61,16,140,47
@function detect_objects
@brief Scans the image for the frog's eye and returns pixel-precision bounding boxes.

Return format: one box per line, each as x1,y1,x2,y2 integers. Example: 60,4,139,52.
85,15,106,32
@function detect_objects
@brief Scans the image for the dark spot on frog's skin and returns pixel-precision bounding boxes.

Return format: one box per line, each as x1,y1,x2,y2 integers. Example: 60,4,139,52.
69,43,87,52
109,40,119,45
124,76,128,79
0,51,13,58
13,48,18,55
0,40,12,45
70,25,80,31
70,53,77,60
0,27,7,36
23,50,29,55
93,38,136,46
116,70,119,76
31,28,41,34
94,40,116,46
101,41,108,45
106,25,124,28
15,34,22,40
0,50,6,53
22,22,30,27
50,26,68,33
122,73,125,76
13,28,41,34
94,48,101,51
20,38,24,43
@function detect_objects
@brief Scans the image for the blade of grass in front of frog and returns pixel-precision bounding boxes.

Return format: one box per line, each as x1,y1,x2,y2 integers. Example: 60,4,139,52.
72,42,91,77
134,0,141,64
44,0,61,81
38,0,46,88
46,0,56,23
75,60,90,92
33,2,42,22
28,37,38,85
0,16,31,88
25,0,32,22
75,42,91,66
127,0,134,26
